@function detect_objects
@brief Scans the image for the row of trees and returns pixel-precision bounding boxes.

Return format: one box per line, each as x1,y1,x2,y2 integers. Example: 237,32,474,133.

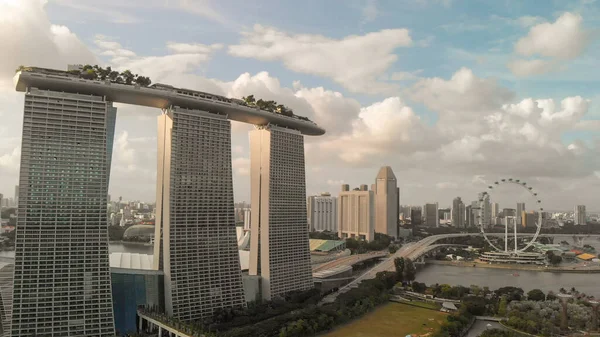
75,65,152,86
242,95,294,116
345,233,394,253
16,64,152,87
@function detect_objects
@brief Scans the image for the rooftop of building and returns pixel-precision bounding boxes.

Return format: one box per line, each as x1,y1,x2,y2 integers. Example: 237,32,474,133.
376,166,397,180
14,67,325,136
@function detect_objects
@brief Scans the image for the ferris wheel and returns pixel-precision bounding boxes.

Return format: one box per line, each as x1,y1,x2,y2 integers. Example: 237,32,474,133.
477,178,543,253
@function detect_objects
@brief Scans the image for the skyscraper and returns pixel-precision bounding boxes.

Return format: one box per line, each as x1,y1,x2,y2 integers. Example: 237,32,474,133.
338,184,375,241
423,203,439,227
451,197,465,228
478,193,491,228
154,107,245,321
516,202,525,225
575,205,586,225
491,202,499,225
374,166,399,237
11,88,116,336
249,126,313,301
307,193,338,232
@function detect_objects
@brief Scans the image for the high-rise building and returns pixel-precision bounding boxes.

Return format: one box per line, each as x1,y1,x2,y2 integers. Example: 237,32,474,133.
154,107,245,321
243,208,251,231
451,197,465,228
307,193,338,232
423,203,438,227
374,166,399,238
338,185,375,241
410,207,422,226
0,194,4,208
491,202,499,225
517,202,525,224
11,88,116,336
249,126,313,301
575,205,586,225
465,204,473,227
522,211,537,228
477,193,491,228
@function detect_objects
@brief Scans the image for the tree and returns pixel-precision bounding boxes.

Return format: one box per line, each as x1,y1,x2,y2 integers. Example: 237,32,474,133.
527,289,545,301
403,258,416,282
243,95,256,105
121,70,135,85
550,254,562,266
388,245,398,254
412,282,427,293
15,65,28,73
394,257,405,281
498,295,508,316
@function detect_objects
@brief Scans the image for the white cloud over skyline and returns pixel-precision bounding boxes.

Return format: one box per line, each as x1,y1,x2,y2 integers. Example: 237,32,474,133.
0,0,598,210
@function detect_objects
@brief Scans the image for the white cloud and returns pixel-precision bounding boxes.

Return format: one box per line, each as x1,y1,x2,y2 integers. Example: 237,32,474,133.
507,59,555,77
517,15,545,28
408,67,514,120
390,69,423,81
166,42,224,54
515,12,589,60
327,179,345,186
509,12,592,76
0,147,20,171
50,0,229,25
0,0,97,86
436,182,458,189
228,25,412,94
361,0,379,24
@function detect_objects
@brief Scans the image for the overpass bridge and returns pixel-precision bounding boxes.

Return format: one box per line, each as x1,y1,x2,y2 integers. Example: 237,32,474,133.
312,252,387,273
319,232,600,304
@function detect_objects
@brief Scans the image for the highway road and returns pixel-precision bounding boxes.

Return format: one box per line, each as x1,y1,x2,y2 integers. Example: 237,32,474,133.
312,252,386,273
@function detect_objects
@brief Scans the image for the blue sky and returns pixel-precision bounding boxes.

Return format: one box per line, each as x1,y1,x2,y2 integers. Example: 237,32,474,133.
0,0,599,210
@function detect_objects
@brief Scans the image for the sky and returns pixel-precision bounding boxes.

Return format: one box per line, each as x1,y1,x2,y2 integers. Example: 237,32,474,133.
0,0,599,211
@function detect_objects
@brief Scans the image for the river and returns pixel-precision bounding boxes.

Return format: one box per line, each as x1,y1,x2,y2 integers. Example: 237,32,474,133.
416,264,600,297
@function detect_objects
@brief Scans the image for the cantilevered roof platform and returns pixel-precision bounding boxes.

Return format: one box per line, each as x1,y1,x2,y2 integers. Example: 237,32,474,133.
14,69,326,136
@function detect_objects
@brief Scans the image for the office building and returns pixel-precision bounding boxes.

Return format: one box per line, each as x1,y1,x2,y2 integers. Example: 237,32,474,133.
465,204,473,227
423,203,438,227
307,193,337,232
575,205,586,225
11,88,116,336
478,193,491,228
249,126,313,301
517,202,525,224
522,211,537,228
0,194,3,208
338,184,375,241
243,208,251,231
374,166,399,237
154,107,245,321
451,197,465,228
410,208,422,226
491,202,499,225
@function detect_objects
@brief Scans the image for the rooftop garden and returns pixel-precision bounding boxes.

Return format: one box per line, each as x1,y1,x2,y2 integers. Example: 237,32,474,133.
241,95,311,122
16,64,152,87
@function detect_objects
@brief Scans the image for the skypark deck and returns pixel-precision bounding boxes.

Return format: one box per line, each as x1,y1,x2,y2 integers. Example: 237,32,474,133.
14,69,326,136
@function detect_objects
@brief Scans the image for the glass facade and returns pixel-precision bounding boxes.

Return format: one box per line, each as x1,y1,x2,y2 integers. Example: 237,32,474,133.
111,271,163,336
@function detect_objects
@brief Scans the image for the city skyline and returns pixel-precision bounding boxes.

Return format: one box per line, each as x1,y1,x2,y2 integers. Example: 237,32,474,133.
0,0,600,210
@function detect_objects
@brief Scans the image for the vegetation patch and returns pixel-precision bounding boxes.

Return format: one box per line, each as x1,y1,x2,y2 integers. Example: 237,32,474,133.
322,302,447,337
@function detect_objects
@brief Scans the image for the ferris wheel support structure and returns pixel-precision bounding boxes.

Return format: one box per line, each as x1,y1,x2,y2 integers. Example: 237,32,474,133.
477,178,544,254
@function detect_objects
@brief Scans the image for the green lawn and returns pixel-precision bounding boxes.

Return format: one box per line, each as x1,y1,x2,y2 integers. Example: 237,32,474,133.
323,302,447,337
